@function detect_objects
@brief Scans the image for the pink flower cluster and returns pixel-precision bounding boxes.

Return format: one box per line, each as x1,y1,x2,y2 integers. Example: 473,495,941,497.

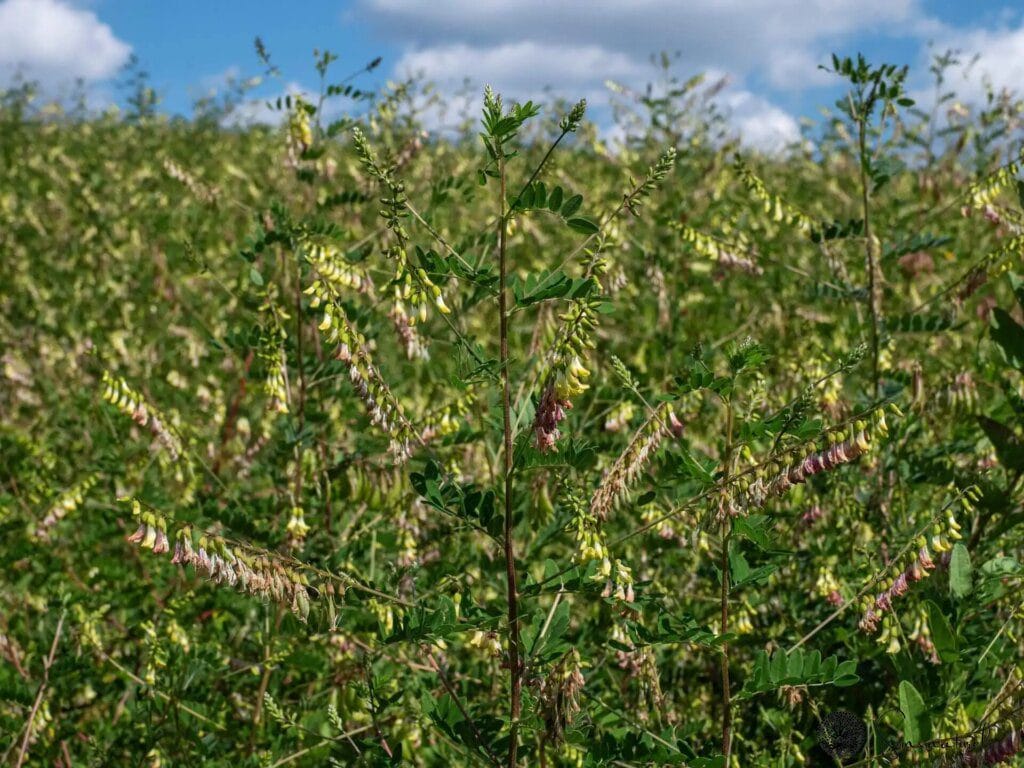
127,520,170,554
533,383,572,452
729,427,873,518
801,505,824,527
167,533,312,619
767,432,870,496
858,547,935,633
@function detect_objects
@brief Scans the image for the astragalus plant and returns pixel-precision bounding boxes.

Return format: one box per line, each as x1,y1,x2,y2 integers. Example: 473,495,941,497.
3,47,1024,768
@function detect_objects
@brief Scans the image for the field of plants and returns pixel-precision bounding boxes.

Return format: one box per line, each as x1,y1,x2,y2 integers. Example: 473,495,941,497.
3,48,1024,767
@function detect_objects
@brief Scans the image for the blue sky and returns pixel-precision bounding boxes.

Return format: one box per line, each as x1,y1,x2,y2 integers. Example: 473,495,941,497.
2,0,1023,149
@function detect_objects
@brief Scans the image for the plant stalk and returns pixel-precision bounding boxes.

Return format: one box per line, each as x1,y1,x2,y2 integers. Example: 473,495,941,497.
498,148,522,768
720,404,735,763
857,98,881,398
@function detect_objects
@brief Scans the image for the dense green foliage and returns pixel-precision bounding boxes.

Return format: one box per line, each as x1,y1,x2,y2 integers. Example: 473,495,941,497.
3,50,1024,767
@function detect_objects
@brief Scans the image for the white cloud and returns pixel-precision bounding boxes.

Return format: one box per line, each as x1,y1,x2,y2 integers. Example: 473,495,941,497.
363,0,927,91
928,22,1024,106
397,41,649,104
722,90,802,152
361,0,941,150
394,40,800,152
0,0,131,84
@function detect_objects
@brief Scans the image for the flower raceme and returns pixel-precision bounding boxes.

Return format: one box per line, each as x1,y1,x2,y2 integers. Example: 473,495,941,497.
101,371,184,461
590,402,684,521
309,295,417,460
721,407,895,519
533,298,599,452
34,473,98,539
123,500,317,622
858,508,964,637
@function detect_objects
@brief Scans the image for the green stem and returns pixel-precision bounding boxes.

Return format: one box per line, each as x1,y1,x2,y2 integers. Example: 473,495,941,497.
498,146,522,768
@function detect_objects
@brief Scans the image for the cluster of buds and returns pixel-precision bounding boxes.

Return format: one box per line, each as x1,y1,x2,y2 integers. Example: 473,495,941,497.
538,649,586,745
315,301,416,461
908,608,940,664
640,501,687,543
601,558,636,603
564,486,634,602
965,150,1022,210
533,298,600,452
590,402,684,520
162,158,217,203
303,240,372,298
285,96,313,166
722,407,894,519
534,383,574,453
351,128,451,325
734,157,811,232
34,473,98,538
802,505,825,527
604,401,636,433
389,307,429,360
419,391,474,444
102,371,183,460
257,311,290,415
733,602,756,634
169,528,314,621
467,629,502,658
122,500,317,620
126,500,170,554
674,223,763,276
286,505,309,541
263,344,289,414
390,264,450,324
859,508,962,634
815,566,844,607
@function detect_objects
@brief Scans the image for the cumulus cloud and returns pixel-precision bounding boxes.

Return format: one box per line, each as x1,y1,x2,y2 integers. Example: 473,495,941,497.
0,0,131,85
359,0,938,150
363,0,927,90
397,41,649,104
927,22,1024,106
393,39,803,151
721,90,802,152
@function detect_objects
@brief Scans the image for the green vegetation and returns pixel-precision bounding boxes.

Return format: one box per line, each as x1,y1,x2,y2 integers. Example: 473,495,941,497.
3,48,1024,766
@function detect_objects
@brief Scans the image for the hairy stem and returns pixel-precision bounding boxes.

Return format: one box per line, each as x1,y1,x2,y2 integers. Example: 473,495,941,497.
720,403,735,763
498,147,522,768
857,97,881,398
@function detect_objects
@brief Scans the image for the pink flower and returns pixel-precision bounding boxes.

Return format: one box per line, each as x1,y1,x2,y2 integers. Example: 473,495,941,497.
918,547,935,571
533,384,572,453
152,528,169,555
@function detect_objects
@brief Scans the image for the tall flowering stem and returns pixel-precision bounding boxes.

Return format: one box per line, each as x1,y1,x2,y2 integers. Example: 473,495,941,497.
495,107,522,768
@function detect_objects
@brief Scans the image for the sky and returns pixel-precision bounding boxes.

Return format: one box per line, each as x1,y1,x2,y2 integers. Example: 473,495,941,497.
1,0,1023,150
